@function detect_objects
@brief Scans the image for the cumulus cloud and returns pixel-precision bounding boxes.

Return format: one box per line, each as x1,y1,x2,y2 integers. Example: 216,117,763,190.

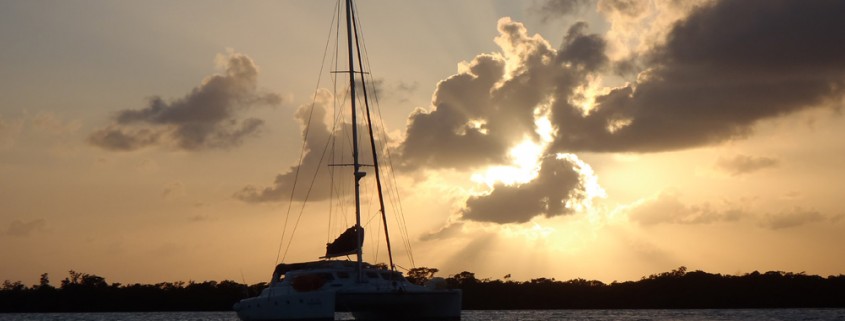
397,18,606,171
243,1,845,229
393,17,613,224
760,207,824,230
396,54,510,170
4,218,47,237
89,51,282,151
626,192,744,226
551,0,845,153
461,154,601,224
235,89,381,203
715,154,779,176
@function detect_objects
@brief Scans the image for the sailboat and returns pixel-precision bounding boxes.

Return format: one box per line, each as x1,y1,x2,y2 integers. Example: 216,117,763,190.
232,0,462,320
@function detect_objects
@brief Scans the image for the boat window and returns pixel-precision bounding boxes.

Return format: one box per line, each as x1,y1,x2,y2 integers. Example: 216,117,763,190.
319,272,335,281
365,271,380,279
291,274,327,291
337,272,350,279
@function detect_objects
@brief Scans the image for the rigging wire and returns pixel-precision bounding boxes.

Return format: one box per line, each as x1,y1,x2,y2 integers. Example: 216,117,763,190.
353,1,416,268
327,0,344,246
275,0,340,266
350,1,397,269
277,0,416,269
282,85,353,262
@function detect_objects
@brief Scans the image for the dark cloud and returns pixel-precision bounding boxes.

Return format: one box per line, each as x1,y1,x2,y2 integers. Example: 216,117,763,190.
461,155,586,224
715,154,779,176
360,78,418,103
394,18,609,224
627,192,744,226
87,126,161,151
89,52,281,151
391,81,419,103
235,89,381,203
395,81,418,94
4,218,47,237
761,207,824,230
551,0,845,153
533,0,594,21
558,21,608,71
397,18,606,171
397,54,511,170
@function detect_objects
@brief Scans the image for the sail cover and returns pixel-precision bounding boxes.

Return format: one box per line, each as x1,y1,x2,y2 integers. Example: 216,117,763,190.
324,226,364,258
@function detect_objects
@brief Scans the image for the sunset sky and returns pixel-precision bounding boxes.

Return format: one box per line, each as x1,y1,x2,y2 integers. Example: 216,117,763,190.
2,0,845,287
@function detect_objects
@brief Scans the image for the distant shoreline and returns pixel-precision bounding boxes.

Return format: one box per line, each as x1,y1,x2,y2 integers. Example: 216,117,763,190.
2,267,844,312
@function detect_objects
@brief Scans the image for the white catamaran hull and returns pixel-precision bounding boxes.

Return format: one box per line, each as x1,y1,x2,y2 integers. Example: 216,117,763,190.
234,290,335,321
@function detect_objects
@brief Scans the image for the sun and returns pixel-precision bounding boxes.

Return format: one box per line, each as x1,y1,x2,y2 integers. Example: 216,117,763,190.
470,138,544,188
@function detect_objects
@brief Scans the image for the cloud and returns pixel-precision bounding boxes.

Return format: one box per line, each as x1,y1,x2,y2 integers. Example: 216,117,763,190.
396,54,509,170
88,51,282,151
358,78,418,104
88,125,162,151
241,1,845,230
461,153,601,224
235,89,382,203
551,0,845,153
4,219,47,237
760,207,825,230
596,0,649,19
419,222,465,241
394,18,611,224
625,193,832,230
532,0,594,21
389,80,419,103
397,18,606,171
626,192,744,226
715,154,779,176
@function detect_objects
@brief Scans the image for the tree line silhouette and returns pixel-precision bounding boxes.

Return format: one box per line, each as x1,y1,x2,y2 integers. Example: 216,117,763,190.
2,267,844,312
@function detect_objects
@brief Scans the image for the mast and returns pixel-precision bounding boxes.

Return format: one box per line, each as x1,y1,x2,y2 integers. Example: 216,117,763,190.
345,0,365,280
350,3,395,271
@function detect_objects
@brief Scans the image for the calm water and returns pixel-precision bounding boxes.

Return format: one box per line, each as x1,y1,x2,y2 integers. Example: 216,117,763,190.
0,310,843,321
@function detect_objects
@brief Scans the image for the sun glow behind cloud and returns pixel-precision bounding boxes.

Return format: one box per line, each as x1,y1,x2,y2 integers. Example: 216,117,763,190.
469,101,560,189
569,74,609,116
559,153,606,212
470,138,544,187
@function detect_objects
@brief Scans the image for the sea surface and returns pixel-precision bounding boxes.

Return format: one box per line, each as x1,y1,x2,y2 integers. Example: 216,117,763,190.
0,309,843,321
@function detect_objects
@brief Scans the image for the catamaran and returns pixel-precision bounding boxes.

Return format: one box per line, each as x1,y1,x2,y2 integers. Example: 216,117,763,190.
233,0,462,320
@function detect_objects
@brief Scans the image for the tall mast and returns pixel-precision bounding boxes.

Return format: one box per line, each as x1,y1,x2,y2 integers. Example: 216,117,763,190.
345,0,365,279
350,4,395,271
